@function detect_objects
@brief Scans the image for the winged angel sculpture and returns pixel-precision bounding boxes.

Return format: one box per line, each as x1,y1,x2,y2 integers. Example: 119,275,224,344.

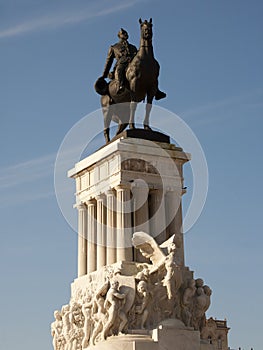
132,231,183,300
132,231,166,266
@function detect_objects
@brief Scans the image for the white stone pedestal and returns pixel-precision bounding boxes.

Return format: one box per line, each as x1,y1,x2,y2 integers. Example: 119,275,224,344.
83,319,216,350
86,334,157,350
68,136,190,276
51,132,228,350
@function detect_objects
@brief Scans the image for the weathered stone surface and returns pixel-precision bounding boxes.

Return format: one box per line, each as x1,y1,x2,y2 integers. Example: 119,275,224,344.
52,133,229,350
153,321,200,350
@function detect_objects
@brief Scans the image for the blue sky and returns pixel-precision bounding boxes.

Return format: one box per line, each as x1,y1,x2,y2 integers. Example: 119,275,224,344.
1,1,262,349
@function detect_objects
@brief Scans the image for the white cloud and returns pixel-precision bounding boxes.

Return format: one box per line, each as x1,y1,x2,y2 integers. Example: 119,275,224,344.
0,153,56,189
0,1,140,39
0,153,56,206
180,89,263,124
0,145,83,208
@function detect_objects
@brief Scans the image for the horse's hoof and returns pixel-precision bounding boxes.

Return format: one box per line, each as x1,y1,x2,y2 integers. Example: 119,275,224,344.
129,123,136,129
144,125,152,131
116,123,128,135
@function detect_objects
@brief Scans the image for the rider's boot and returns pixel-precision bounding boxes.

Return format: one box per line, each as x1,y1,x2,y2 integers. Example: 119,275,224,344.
118,85,125,93
104,128,110,143
155,89,166,100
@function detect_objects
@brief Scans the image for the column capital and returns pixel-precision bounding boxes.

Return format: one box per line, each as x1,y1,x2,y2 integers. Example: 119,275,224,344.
86,198,96,206
75,202,87,210
106,188,116,195
115,183,131,191
96,193,106,201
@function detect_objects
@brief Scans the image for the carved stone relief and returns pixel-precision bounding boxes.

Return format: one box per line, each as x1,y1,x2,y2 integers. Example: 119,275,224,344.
51,232,212,349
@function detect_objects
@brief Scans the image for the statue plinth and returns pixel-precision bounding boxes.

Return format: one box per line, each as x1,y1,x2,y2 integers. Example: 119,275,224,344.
109,128,171,145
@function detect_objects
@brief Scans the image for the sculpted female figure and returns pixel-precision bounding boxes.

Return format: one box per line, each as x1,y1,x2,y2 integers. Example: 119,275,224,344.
51,310,65,350
61,305,71,350
135,280,151,329
81,296,93,348
162,242,182,300
69,303,84,350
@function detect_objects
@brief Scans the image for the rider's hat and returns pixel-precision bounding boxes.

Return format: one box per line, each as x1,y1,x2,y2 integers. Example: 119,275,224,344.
118,28,128,39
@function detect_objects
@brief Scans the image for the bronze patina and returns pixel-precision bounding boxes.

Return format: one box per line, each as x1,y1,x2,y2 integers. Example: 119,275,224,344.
95,19,166,143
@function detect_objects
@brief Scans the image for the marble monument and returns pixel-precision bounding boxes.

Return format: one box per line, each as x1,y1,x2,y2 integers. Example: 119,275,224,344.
51,18,229,350
51,133,230,350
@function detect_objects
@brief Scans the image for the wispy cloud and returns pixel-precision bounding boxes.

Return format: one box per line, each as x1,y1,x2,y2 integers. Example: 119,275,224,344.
0,153,56,208
0,153,56,189
0,144,85,208
180,89,263,125
0,0,140,39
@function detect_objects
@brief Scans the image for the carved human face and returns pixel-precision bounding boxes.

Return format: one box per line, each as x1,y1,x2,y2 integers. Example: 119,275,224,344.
73,310,81,321
203,285,212,296
168,242,176,253
111,280,119,289
137,281,147,294
54,310,61,320
195,278,204,288
61,305,69,314
138,285,145,293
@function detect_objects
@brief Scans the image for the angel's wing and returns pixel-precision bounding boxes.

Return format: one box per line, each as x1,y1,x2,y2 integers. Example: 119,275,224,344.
159,233,182,249
132,231,165,266
96,280,110,298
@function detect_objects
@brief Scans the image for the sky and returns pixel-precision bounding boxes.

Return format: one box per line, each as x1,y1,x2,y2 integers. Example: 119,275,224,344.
0,1,262,349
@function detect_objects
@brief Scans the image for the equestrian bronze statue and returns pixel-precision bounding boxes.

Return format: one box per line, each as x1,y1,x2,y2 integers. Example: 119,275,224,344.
95,18,166,143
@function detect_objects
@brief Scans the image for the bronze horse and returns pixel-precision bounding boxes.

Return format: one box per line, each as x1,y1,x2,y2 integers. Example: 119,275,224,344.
96,19,166,143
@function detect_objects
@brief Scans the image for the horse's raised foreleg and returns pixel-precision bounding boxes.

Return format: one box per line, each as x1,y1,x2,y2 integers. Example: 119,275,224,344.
129,101,137,129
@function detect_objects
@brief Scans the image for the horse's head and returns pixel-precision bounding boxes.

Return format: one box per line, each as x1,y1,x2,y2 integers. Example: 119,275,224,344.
139,18,153,41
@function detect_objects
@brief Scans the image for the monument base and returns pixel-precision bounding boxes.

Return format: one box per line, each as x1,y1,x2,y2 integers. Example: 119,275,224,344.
84,319,215,350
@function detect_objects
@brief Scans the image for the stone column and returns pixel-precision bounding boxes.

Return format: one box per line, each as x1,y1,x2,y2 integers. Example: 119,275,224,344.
149,189,166,244
165,188,184,266
96,194,106,269
77,203,87,277
87,199,97,273
131,181,150,262
106,189,116,265
115,184,133,262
